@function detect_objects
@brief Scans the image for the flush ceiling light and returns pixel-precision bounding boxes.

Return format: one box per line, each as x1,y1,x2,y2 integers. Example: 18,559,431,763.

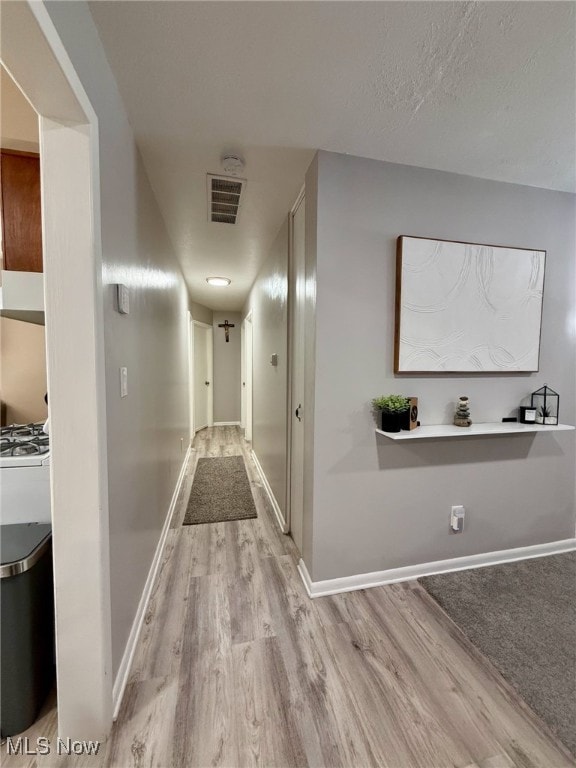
206,276,231,287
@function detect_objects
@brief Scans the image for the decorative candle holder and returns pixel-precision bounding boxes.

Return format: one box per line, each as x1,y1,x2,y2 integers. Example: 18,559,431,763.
531,384,559,425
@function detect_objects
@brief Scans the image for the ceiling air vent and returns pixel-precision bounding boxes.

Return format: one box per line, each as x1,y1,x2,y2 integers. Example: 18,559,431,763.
207,174,246,225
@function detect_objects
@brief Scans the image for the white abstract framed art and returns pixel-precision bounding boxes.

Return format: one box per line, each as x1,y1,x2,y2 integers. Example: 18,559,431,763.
394,236,546,373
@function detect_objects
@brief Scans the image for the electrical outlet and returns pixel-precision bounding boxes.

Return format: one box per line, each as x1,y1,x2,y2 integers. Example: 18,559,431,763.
450,505,465,534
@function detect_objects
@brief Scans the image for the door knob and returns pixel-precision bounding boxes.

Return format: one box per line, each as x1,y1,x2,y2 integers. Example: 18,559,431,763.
205,381,210,386
295,404,302,421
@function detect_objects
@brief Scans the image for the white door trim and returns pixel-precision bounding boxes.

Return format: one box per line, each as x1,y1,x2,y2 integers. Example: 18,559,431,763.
187,312,195,440
1,0,112,739
243,311,253,442
286,186,305,540
206,326,214,428
240,321,246,429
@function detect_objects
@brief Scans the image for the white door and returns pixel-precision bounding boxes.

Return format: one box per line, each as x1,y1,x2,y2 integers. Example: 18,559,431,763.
289,191,305,554
244,313,253,442
194,323,213,431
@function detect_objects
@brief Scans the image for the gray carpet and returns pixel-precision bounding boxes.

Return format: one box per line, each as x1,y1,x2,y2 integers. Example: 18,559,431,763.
420,553,576,755
183,456,257,525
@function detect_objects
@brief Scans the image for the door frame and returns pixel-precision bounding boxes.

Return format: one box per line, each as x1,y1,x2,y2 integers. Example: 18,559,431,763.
189,318,213,434
243,311,253,442
1,1,112,739
286,186,306,538
187,312,195,439
240,321,246,430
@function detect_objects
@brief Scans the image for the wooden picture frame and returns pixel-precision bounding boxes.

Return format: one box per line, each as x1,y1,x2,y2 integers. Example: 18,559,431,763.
394,236,546,374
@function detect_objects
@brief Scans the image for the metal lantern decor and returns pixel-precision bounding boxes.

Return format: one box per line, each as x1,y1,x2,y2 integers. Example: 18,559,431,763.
531,384,559,426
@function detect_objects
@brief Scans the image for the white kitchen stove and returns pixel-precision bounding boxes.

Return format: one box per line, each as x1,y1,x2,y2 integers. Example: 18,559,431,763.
0,422,51,524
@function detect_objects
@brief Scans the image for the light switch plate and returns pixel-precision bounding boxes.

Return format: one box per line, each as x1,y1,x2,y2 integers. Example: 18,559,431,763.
270,353,278,367
120,367,128,398
116,284,130,315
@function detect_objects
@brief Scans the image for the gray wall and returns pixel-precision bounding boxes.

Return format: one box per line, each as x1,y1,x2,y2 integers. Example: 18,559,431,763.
308,150,576,581
243,219,290,515
46,2,191,675
213,311,241,423
190,300,213,326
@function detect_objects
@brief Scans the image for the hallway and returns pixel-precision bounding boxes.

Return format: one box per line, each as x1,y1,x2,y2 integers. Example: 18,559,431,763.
3,427,573,767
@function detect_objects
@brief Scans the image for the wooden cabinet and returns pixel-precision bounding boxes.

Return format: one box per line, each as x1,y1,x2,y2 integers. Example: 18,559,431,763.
0,149,43,272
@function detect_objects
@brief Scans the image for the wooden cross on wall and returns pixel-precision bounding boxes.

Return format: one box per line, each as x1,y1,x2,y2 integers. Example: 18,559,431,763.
218,319,235,343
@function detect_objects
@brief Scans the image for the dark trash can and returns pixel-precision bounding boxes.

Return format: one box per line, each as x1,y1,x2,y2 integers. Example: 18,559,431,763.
1,523,54,737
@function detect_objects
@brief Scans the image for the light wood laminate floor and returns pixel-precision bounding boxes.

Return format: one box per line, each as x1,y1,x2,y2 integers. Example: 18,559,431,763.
3,426,574,768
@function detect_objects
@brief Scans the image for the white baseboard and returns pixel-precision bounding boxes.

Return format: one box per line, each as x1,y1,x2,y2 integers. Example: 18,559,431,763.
251,449,288,534
213,421,241,426
297,537,576,598
112,445,191,719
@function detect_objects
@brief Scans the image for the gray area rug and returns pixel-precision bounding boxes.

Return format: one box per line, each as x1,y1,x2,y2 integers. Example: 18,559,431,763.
183,456,257,525
420,552,576,755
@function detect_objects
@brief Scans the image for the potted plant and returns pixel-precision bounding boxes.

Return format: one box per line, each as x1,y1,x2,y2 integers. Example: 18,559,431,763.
372,395,410,433
537,405,557,425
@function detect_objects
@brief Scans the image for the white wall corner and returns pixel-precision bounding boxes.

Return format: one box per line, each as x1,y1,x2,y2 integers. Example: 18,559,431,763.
251,449,288,533
298,538,576,598
297,558,314,597
112,446,191,719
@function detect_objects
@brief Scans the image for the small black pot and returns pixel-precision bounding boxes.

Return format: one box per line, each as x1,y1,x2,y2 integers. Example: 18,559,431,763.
380,410,403,433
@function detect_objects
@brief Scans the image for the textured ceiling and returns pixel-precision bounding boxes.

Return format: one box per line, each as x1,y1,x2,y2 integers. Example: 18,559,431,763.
89,1,576,311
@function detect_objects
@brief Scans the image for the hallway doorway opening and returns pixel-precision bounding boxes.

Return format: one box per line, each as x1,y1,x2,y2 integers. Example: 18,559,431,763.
189,316,213,435
1,0,112,739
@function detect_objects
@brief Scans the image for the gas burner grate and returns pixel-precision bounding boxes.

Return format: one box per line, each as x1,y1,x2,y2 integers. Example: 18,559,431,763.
30,436,49,447
1,442,48,457
1,422,47,439
0,434,50,457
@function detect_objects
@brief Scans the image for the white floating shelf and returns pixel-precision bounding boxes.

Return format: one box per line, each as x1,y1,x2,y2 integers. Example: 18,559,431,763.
375,422,575,440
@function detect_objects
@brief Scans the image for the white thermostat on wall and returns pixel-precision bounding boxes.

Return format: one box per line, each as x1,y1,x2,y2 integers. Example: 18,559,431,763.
116,284,130,315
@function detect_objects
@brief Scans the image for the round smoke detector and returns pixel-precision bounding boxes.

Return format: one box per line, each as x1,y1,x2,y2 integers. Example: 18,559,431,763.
221,154,245,176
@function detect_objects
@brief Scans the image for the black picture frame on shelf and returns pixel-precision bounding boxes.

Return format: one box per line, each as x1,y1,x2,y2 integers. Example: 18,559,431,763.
519,406,537,424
